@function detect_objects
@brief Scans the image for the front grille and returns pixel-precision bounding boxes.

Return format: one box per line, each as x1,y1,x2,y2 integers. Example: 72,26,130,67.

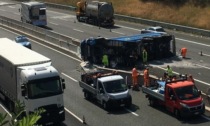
189,105,202,112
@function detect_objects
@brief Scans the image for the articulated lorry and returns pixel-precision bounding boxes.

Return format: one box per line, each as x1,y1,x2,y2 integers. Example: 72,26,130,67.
20,2,47,26
79,62,132,110
142,75,205,118
0,38,65,125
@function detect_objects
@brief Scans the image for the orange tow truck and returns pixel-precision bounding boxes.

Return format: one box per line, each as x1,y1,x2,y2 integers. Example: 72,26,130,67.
142,75,205,118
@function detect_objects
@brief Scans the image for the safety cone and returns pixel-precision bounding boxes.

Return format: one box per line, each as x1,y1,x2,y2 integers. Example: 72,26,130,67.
83,115,86,124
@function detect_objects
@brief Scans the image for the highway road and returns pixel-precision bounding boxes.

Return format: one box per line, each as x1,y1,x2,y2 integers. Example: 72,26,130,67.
0,1,210,126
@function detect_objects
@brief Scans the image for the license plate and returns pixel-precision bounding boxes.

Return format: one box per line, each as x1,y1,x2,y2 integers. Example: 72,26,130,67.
194,112,199,115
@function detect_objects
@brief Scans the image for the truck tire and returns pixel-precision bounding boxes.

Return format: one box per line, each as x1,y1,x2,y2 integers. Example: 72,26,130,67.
84,91,91,100
174,109,181,119
103,101,110,110
149,99,155,107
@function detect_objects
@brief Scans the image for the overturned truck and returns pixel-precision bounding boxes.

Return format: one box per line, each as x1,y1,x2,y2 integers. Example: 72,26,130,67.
80,33,176,67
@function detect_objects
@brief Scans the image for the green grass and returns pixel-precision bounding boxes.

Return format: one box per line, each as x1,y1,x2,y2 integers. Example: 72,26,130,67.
40,0,210,30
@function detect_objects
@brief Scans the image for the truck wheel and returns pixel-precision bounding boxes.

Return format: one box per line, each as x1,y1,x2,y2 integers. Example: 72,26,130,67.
84,92,90,100
174,109,181,119
103,101,110,110
149,99,155,107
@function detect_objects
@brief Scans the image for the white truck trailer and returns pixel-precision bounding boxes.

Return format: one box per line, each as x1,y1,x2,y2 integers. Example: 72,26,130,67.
0,38,65,125
20,2,47,26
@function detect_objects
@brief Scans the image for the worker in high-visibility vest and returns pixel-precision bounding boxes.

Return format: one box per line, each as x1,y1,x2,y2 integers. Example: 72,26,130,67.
180,47,187,58
166,65,173,78
142,49,148,65
144,67,149,87
132,67,139,90
102,54,109,67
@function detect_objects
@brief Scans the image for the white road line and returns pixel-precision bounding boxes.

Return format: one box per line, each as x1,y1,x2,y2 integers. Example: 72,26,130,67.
198,52,210,57
73,29,84,33
64,108,84,123
49,22,58,25
115,25,141,31
13,12,19,15
112,30,125,35
201,115,210,121
195,64,210,70
176,38,210,47
62,73,78,82
8,6,15,8
82,23,93,27
0,103,12,117
124,108,139,116
152,65,210,86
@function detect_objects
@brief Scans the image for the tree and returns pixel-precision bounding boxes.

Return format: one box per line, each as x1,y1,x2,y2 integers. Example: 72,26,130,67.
0,101,45,126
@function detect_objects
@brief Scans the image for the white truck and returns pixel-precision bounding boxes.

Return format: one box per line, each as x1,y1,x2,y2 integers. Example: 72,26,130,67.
0,38,65,125
79,62,132,110
20,2,47,26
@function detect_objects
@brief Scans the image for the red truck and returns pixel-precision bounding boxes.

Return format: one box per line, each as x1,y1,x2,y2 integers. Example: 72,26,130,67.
142,75,205,118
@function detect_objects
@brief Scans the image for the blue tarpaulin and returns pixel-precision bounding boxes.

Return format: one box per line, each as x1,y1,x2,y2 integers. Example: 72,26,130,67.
108,33,162,42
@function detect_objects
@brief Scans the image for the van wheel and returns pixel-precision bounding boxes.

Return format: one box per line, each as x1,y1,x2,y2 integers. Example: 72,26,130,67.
103,101,110,110
149,99,155,107
84,92,90,100
174,109,181,119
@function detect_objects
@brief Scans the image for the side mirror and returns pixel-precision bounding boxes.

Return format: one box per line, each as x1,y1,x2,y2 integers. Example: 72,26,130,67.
62,83,66,89
170,95,176,100
99,88,104,94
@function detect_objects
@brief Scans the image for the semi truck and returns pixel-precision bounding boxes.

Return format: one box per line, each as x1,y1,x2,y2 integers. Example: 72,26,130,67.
76,0,114,27
80,33,176,67
0,38,65,125
79,62,132,110
142,75,205,118
20,2,47,26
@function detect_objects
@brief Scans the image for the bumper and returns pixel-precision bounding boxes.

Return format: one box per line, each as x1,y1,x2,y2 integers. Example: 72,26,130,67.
180,104,205,117
36,106,65,125
107,96,132,107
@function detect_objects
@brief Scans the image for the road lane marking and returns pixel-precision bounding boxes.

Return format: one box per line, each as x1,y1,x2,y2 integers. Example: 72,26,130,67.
13,12,19,15
0,103,12,117
176,38,210,47
65,108,84,123
115,25,141,31
124,108,139,116
82,23,93,27
49,22,58,25
62,73,78,82
8,6,15,8
201,115,210,121
112,30,125,35
73,29,84,33
198,52,210,57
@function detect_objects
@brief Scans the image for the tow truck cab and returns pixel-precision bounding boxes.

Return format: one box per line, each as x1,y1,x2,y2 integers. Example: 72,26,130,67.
164,80,205,117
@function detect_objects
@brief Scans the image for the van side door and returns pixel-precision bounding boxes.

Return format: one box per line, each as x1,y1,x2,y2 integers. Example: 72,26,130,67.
97,81,105,104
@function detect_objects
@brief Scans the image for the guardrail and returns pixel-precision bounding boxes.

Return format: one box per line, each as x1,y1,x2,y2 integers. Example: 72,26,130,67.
44,2,210,37
0,15,81,60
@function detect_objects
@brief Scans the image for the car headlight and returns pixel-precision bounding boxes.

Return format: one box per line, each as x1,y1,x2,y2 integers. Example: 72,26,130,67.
180,102,188,108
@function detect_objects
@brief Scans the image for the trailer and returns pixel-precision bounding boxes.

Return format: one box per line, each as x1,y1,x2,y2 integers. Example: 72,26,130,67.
0,38,65,125
80,33,176,67
79,62,132,110
20,2,47,26
142,75,205,118
76,0,114,26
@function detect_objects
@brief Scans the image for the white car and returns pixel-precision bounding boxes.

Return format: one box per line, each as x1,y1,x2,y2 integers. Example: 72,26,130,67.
141,26,167,34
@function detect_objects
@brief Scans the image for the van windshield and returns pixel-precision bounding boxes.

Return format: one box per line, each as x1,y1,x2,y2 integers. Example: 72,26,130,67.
28,76,63,99
103,79,127,93
174,85,200,100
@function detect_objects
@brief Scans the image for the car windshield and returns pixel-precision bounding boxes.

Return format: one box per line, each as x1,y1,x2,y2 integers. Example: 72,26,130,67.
103,79,127,93
16,38,28,43
28,76,63,99
174,85,200,100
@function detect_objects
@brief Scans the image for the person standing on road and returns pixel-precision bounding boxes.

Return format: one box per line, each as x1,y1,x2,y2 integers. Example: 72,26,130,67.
166,65,173,78
102,54,109,67
142,49,148,66
132,66,139,90
144,67,149,87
